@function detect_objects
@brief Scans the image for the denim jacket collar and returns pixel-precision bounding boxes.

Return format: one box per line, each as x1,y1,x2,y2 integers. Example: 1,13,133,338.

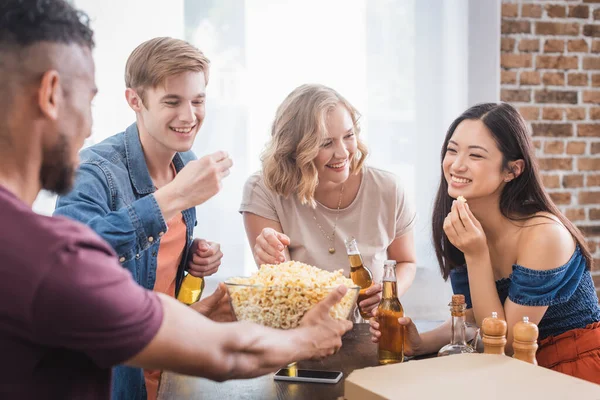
124,123,187,195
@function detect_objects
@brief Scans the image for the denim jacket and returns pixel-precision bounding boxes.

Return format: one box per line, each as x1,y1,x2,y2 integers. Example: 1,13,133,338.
54,123,197,400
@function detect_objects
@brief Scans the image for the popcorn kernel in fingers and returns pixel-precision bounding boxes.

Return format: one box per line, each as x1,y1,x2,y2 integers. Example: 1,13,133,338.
457,195,467,204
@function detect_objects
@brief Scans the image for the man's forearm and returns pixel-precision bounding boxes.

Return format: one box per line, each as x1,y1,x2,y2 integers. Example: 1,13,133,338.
126,294,312,381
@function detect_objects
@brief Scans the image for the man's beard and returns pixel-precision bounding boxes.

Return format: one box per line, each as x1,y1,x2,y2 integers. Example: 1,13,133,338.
40,134,75,196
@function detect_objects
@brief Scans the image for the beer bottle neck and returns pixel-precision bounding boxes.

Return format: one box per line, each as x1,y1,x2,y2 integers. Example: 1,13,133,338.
382,280,398,299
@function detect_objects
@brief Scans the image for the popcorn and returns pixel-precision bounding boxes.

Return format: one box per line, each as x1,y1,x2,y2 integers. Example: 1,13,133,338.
226,261,358,329
457,195,467,203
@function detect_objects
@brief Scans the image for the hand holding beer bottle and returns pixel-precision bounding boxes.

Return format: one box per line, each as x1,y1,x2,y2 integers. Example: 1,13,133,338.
370,312,423,358
344,237,382,319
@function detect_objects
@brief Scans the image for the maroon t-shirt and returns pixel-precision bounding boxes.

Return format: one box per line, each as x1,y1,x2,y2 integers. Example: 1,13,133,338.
0,186,164,399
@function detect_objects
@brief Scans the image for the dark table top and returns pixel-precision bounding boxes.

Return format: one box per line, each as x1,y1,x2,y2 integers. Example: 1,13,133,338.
157,321,440,400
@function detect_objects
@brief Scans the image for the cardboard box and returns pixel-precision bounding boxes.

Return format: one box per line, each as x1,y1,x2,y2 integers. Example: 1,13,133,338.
345,353,600,399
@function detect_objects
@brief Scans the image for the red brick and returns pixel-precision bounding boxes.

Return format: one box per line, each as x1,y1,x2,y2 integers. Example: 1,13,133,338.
502,89,531,103
584,91,600,104
503,20,531,34
519,39,540,53
595,8,600,20
502,3,518,18
532,123,573,137
568,39,589,53
543,72,565,86
519,106,540,121
566,108,586,121
535,90,578,104
578,124,600,137
594,40,600,53
588,174,600,186
502,70,517,84
567,140,587,153
593,74,600,87
580,225,600,238
579,158,600,170
568,73,589,86
592,142,600,154
566,208,586,221
591,209,600,219
520,71,541,85
536,22,579,36
569,5,590,19
550,192,572,205
542,108,564,121
538,157,573,170
584,24,600,37
545,142,566,158
542,174,561,189
544,140,565,154
579,191,600,204
564,174,584,188
533,140,543,150
546,5,566,18
584,56,600,70
544,39,565,53
522,4,543,18
536,55,578,70
501,38,516,52
591,108,600,119
502,53,533,68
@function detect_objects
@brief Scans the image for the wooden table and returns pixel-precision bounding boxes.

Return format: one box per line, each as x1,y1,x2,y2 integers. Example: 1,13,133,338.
158,321,440,400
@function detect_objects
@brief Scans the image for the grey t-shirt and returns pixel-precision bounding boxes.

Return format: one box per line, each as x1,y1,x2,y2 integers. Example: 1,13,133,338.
240,166,416,283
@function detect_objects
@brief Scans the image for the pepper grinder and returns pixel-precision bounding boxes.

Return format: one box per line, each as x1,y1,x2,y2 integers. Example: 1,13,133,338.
512,316,539,365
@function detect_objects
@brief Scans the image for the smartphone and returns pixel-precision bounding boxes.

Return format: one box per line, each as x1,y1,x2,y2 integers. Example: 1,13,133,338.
274,368,343,384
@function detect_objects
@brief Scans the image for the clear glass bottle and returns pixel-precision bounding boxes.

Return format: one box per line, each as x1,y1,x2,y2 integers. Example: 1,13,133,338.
344,237,374,320
176,272,205,305
377,260,404,364
437,294,476,357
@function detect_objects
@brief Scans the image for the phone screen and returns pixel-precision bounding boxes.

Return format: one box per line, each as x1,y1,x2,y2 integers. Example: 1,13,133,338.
275,368,341,380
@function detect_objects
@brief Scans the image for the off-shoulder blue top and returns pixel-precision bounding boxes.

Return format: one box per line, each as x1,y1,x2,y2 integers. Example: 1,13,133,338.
449,246,600,340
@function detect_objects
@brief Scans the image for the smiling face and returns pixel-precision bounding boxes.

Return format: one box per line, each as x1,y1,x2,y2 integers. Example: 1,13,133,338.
313,103,358,185
133,70,206,153
442,119,511,201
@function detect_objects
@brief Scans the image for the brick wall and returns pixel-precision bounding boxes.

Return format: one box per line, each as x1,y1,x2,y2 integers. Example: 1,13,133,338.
500,0,600,297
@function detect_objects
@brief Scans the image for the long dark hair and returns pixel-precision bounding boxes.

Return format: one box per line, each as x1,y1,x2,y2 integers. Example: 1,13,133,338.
432,103,592,280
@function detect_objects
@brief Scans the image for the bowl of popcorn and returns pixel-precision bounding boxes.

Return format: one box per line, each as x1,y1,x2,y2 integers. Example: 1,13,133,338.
224,261,359,329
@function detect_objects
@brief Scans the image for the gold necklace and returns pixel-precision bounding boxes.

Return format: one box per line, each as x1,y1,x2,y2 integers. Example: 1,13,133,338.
313,184,345,254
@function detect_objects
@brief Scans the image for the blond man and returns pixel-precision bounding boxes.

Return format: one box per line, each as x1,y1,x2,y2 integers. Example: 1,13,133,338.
54,37,231,400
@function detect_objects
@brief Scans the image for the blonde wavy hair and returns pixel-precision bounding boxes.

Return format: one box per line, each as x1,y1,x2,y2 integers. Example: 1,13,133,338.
261,84,368,207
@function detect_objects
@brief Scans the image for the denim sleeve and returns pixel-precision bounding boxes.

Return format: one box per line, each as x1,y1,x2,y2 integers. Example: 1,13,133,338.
54,163,166,261
449,266,473,309
508,254,585,307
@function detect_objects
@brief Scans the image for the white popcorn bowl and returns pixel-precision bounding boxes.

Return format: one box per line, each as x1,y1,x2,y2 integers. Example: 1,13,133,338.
224,280,360,329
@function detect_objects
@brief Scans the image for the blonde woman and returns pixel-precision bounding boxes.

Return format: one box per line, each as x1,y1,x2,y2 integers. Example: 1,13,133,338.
240,84,417,318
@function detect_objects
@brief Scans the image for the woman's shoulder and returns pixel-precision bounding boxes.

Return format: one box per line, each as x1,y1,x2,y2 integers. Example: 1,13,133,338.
516,212,577,271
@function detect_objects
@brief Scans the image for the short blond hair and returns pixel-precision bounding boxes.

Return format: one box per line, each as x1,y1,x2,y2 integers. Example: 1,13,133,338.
261,84,368,207
125,37,210,104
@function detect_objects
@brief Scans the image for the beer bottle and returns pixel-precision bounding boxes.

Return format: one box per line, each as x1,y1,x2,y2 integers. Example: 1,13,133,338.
377,260,404,364
344,237,374,319
176,272,205,305
438,295,476,357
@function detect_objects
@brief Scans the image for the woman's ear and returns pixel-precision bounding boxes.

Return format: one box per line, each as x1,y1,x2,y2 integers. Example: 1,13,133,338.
505,159,525,182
